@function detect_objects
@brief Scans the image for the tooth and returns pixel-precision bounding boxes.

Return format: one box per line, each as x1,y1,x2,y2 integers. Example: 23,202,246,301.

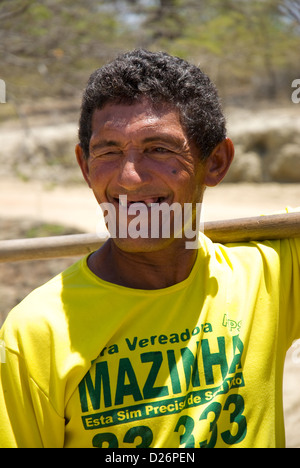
119,195,127,207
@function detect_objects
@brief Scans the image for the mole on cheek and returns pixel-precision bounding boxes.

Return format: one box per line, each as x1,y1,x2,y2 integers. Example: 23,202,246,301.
171,169,177,175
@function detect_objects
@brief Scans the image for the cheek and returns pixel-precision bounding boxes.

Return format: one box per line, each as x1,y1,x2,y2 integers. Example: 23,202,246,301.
168,154,202,186
87,163,116,201
88,160,116,183
170,167,205,203
165,171,195,201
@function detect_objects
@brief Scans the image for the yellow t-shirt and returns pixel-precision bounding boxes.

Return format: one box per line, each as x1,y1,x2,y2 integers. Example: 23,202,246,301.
0,233,299,448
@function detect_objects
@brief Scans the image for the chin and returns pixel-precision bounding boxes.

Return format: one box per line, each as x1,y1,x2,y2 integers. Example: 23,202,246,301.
111,236,177,254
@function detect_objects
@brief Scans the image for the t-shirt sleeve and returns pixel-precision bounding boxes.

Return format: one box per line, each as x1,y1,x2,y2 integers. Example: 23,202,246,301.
280,208,300,345
280,236,300,347
0,322,65,448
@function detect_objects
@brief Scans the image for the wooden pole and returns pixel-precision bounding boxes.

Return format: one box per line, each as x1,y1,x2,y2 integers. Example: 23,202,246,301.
204,212,300,244
0,233,109,263
0,212,299,263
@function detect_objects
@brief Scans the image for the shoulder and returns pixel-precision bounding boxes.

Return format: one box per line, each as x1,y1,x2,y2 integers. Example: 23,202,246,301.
199,233,286,279
0,257,89,351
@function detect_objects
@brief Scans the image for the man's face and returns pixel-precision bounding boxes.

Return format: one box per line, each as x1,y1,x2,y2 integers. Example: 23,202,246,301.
77,100,208,252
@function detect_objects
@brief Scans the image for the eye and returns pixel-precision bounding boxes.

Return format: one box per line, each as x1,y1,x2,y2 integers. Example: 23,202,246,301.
155,147,168,153
150,146,172,155
104,150,121,156
93,149,122,159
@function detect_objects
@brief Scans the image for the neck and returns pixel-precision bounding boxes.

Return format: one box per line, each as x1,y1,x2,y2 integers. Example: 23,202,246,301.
87,238,198,290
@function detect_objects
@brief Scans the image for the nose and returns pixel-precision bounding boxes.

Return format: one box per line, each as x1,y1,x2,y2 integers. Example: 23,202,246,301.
117,152,151,191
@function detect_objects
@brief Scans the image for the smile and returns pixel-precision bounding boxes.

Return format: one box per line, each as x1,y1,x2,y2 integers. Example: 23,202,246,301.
115,195,167,208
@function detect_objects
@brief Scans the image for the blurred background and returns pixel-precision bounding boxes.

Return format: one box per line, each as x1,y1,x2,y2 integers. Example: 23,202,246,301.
0,0,300,447
1,0,299,104
0,0,300,185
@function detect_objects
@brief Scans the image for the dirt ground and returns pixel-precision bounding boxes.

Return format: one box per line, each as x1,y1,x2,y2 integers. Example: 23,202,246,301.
0,178,300,447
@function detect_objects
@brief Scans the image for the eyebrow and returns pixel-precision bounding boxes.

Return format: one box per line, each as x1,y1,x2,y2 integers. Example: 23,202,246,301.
142,135,184,147
91,134,184,152
90,140,121,153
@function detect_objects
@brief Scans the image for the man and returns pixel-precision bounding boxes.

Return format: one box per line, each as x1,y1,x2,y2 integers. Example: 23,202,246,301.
0,49,299,448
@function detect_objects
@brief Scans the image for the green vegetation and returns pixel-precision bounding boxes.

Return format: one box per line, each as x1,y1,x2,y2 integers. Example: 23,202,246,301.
24,222,78,238
0,0,299,107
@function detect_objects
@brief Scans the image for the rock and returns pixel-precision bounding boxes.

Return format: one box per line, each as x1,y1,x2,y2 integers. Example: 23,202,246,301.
225,150,263,183
269,144,300,182
1,107,300,183
0,123,80,184
225,107,300,183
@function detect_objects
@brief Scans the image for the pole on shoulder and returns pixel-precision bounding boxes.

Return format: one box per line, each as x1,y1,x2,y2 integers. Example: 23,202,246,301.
0,212,299,263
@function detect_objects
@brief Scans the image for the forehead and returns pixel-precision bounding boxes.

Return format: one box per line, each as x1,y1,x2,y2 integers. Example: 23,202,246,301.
90,100,185,139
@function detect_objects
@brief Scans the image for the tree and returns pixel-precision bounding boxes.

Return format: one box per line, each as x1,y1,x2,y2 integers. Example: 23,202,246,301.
153,0,300,101
279,0,300,24
0,0,32,20
0,0,134,101
0,0,299,105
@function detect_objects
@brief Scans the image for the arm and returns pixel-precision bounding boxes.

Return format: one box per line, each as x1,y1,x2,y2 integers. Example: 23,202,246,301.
0,327,65,448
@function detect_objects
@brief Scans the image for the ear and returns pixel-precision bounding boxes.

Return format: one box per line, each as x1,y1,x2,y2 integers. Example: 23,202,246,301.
75,143,92,188
204,138,234,187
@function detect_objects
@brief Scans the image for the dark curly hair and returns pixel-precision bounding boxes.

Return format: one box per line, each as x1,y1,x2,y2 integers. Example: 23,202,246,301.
78,49,227,161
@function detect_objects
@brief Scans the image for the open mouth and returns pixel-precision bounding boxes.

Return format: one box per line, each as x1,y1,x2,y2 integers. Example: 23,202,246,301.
115,195,167,208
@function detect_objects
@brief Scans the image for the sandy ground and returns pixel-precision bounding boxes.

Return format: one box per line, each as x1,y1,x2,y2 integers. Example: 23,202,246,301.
1,179,300,232
0,178,300,447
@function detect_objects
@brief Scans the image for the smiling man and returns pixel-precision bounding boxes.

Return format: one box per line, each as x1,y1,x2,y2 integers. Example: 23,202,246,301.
76,98,233,287
0,50,299,448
